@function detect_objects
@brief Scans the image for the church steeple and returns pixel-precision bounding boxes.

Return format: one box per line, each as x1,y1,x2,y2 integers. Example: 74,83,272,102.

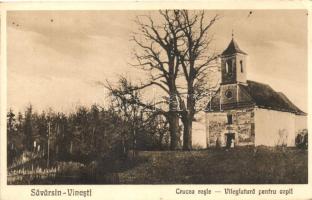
222,38,247,56
221,37,247,84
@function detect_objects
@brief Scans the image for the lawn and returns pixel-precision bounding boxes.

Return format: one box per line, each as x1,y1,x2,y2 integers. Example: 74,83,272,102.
118,146,308,184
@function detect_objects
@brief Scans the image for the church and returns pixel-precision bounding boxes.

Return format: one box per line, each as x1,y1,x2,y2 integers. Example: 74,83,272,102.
192,37,307,148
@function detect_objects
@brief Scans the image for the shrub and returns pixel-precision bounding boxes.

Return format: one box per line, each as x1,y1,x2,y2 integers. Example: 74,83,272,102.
295,129,308,150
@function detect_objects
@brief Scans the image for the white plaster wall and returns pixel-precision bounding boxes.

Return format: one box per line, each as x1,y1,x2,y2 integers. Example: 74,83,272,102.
295,115,307,131
254,108,297,146
192,111,207,149
235,54,247,83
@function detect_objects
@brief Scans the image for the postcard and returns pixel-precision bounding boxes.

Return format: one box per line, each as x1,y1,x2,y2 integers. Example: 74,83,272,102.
0,1,311,200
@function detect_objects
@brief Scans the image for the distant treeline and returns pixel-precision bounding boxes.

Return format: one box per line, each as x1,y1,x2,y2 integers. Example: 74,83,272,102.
7,104,171,168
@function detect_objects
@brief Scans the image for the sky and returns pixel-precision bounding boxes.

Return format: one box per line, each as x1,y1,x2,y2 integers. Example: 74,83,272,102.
7,10,308,113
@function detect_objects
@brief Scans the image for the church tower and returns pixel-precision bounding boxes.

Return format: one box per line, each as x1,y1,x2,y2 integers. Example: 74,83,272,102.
221,36,247,84
220,36,248,106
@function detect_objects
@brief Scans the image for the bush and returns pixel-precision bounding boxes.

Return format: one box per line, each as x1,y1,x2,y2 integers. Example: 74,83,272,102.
295,129,308,150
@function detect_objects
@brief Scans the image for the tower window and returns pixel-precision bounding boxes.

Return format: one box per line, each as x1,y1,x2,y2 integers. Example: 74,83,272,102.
240,60,243,73
227,114,233,125
226,60,232,74
225,62,229,73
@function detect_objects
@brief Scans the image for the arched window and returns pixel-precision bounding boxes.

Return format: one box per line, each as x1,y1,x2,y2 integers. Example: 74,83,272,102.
225,62,229,73
240,60,243,73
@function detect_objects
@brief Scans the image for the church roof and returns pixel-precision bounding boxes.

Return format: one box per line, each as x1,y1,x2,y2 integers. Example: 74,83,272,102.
222,38,247,56
206,80,306,115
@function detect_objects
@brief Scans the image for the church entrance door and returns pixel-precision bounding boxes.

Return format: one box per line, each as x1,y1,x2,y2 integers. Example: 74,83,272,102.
226,133,235,148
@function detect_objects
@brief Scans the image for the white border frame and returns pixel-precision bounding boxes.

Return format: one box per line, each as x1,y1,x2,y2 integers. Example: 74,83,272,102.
1,1,311,200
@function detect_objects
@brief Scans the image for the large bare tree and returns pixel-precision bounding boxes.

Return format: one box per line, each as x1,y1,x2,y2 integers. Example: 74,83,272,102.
176,10,219,150
131,10,184,150
109,10,219,150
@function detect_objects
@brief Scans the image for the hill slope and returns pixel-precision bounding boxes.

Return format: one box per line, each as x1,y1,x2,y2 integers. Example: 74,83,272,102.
118,147,307,184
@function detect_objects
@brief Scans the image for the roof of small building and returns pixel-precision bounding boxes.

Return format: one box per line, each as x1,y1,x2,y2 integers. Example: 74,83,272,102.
222,38,247,56
206,80,306,115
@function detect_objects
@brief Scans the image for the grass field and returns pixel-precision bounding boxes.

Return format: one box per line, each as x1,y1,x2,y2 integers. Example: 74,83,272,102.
118,146,308,184
8,146,307,184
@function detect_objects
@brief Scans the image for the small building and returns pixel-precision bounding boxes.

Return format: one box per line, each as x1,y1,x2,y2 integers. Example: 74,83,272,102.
192,37,307,148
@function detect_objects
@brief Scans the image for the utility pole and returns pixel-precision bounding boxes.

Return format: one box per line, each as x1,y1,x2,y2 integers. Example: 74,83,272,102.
47,122,50,168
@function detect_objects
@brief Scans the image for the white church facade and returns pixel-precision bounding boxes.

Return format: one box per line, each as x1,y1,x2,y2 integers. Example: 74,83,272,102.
192,38,307,148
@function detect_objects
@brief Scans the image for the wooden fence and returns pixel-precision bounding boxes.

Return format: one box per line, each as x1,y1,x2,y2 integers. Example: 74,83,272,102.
8,167,120,184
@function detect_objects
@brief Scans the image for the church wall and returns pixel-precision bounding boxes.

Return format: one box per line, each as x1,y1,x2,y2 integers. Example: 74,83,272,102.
254,108,298,147
206,112,227,147
220,84,252,106
295,115,307,131
220,84,238,105
235,54,247,83
236,109,255,145
206,108,255,147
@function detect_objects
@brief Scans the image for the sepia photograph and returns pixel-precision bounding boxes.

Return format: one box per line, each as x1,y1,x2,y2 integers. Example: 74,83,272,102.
6,9,308,185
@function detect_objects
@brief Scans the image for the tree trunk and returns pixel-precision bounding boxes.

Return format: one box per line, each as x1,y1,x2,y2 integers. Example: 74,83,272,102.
168,111,179,150
182,112,193,150
182,88,195,150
